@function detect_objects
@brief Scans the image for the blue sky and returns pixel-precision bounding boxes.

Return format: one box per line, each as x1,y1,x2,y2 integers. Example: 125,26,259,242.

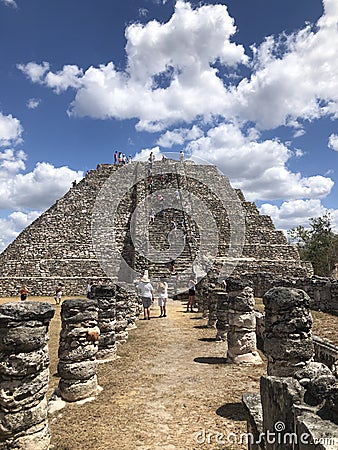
1,0,338,251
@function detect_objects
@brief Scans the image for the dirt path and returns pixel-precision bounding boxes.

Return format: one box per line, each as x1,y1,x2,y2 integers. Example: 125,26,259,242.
49,299,266,450
1,295,337,449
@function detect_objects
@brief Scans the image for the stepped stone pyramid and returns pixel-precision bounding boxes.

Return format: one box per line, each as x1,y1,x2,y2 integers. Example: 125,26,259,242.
0,160,313,297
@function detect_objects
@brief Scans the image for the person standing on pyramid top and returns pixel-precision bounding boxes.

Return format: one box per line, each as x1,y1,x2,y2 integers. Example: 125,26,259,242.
179,150,184,162
137,270,154,320
113,151,118,165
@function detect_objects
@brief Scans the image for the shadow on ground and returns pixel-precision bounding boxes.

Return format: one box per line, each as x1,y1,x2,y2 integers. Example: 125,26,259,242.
216,402,247,421
194,356,227,365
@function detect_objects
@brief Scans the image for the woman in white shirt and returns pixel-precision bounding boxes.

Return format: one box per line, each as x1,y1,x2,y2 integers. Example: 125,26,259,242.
157,278,168,318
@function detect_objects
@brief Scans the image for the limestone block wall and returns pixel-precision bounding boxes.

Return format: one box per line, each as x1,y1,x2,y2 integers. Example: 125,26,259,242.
245,273,338,313
313,336,338,370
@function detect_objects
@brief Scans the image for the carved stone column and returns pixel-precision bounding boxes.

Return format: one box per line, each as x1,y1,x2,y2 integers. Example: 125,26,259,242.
227,287,262,364
215,291,229,341
92,285,117,360
263,287,314,377
0,301,54,449
57,299,100,402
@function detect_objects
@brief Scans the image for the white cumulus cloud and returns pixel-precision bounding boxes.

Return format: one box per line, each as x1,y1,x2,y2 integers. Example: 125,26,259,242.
17,61,50,83
259,199,327,230
0,157,83,210
259,199,338,233
328,133,338,151
27,98,41,109
0,112,23,147
186,123,334,201
17,1,247,131
0,148,83,250
0,211,41,253
157,125,203,148
1,0,17,8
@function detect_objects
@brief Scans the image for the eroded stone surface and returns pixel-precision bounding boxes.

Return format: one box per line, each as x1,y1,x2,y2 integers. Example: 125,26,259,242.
227,287,262,365
0,302,54,449
57,299,99,402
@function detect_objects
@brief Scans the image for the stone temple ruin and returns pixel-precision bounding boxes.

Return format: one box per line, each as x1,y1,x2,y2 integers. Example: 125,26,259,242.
1,159,338,449
0,160,312,297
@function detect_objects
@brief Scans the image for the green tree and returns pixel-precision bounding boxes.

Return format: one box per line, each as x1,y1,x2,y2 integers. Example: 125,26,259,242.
288,214,338,277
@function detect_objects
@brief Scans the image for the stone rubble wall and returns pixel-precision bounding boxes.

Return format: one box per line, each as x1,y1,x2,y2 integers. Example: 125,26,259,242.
242,273,338,314
0,301,54,449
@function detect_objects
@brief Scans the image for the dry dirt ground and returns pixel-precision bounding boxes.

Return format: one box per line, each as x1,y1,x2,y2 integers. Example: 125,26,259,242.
1,295,338,450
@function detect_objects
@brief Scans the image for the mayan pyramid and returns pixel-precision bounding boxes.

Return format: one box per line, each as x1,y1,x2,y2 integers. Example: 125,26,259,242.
0,160,313,297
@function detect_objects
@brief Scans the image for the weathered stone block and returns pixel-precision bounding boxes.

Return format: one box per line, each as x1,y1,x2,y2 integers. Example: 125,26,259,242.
264,336,314,362
228,331,257,355
0,397,47,436
0,346,49,378
57,360,98,380
58,375,98,402
0,326,48,353
0,368,49,412
228,311,256,329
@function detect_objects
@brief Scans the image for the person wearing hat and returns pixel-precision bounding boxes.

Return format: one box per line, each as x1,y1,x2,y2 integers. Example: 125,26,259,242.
137,270,154,320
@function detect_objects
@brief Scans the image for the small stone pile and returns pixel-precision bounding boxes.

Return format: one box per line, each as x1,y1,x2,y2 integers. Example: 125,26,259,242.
263,287,314,376
215,291,229,341
93,285,118,360
0,301,54,449
227,287,262,364
57,299,100,402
